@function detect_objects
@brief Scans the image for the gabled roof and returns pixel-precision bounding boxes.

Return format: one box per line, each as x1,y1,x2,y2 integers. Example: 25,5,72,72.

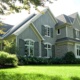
1,14,36,39
0,7,57,40
0,23,13,36
56,12,78,26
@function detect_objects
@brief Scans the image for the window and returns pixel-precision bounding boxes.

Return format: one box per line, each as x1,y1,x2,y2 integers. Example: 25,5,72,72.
45,25,50,37
75,44,80,58
44,43,52,57
75,29,79,39
57,29,61,35
25,39,34,56
76,45,80,56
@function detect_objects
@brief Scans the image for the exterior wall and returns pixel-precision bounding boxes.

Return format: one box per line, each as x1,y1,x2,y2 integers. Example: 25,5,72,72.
56,27,66,40
33,10,57,58
55,42,75,58
16,26,40,56
33,10,56,44
67,27,74,38
17,27,39,46
73,16,80,30
55,43,68,58
67,44,75,53
66,16,80,39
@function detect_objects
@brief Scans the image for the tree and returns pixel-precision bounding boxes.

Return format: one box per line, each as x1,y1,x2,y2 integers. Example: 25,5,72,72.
0,0,57,14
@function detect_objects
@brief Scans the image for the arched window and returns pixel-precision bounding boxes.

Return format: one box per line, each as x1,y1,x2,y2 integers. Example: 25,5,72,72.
44,43,52,57
24,39,34,56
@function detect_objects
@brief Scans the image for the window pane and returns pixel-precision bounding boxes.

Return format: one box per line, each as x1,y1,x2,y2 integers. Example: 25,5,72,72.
48,45,51,48
79,50,80,56
44,44,47,48
25,41,29,45
25,46,29,55
57,29,60,34
48,28,50,36
30,47,34,56
76,30,79,38
45,27,50,36
44,49,47,57
77,49,79,56
48,49,52,57
45,27,47,35
30,41,34,45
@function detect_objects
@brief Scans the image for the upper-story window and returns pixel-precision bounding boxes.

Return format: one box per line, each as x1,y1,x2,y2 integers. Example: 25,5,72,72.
25,39,34,56
75,29,79,40
42,25,53,38
57,29,61,35
45,25,50,37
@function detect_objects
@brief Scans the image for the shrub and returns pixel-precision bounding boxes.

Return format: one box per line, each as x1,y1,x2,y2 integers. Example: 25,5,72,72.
0,51,18,67
18,56,63,65
63,51,76,64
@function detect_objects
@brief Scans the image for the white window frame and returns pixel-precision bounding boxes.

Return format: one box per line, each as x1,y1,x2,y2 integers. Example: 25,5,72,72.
75,28,79,40
24,39,35,56
44,43,52,58
75,44,80,58
57,29,61,35
44,25,50,37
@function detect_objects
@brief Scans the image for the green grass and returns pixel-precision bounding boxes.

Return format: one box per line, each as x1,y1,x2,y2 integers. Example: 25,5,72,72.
0,65,80,80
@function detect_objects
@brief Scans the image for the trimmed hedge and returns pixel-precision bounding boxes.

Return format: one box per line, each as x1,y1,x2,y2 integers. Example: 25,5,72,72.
0,51,18,67
18,56,64,65
18,52,80,65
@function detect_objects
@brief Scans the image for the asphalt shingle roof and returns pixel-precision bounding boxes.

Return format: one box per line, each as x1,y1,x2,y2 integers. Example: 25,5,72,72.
1,13,36,39
56,12,78,26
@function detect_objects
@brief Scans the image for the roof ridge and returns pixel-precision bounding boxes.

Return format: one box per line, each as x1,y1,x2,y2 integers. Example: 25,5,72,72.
2,13,36,39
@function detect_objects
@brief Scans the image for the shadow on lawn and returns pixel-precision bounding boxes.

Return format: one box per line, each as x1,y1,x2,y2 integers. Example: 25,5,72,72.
25,64,80,67
71,77,80,80
1,72,80,80
0,72,62,80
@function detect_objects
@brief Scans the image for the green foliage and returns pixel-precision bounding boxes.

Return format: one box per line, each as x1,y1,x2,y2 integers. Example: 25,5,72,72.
3,40,18,54
0,0,57,14
18,51,80,65
18,56,63,65
63,51,76,64
0,51,18,67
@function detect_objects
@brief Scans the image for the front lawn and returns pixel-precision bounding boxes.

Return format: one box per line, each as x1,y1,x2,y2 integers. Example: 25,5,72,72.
0,65,80,80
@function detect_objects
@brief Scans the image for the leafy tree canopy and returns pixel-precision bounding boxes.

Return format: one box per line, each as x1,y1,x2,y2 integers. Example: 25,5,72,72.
0,0,57,14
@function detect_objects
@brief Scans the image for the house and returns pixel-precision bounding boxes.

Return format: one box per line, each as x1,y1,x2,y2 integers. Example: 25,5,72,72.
0,8,80,58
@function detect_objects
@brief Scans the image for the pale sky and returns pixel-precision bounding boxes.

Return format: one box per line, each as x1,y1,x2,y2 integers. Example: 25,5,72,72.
49,0,80,16
0,0,80,25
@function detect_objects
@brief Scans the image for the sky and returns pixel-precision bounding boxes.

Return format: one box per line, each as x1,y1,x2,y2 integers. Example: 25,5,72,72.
48,0,80,16
0,0,80,25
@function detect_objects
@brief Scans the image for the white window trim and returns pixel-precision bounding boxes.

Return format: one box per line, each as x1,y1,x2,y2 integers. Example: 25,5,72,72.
44,43,52,58
24,39,35,56
24,39,35,42
44,25,51,37
75,44,80,58
57,29,61,35
75,28,80,40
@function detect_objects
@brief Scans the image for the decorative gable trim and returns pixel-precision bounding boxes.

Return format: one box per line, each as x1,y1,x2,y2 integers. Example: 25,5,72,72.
30,23,44,41
32,7,58,24
47,8,58,24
